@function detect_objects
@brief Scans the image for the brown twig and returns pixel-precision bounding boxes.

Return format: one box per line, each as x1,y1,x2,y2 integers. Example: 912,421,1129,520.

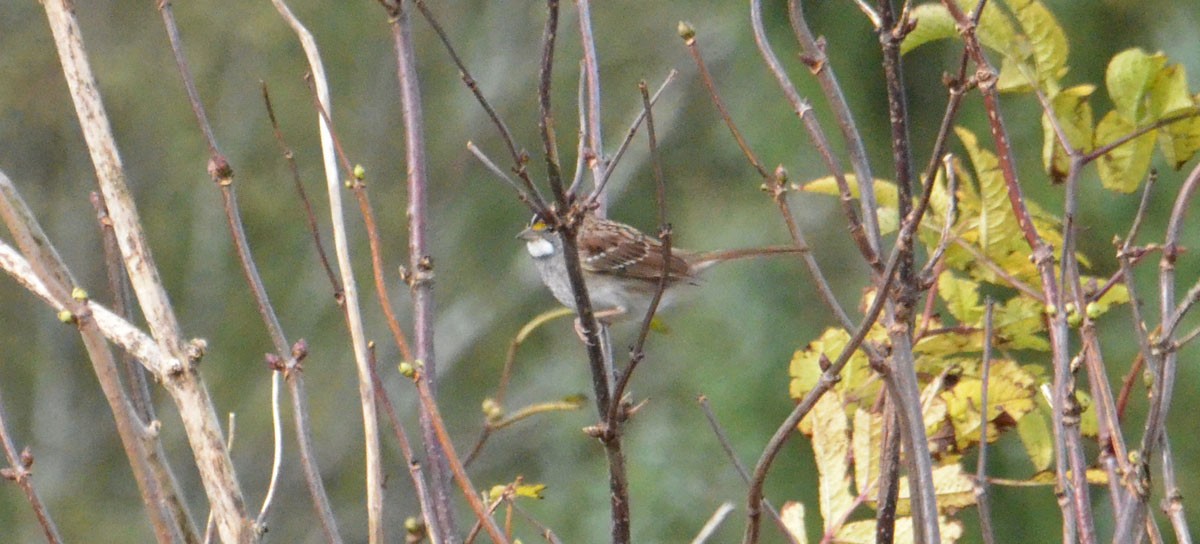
0,390,63,544
586,71,677,206
606,82,671,427
384,0,459,537
938,5,1097,537
785,0,884,259
270,1,386,540
690,503,736,544
261,82,342,297
747,0,881,272
743,247,900,544
1116,162,1200,541
410,0,548,212
976,300,997,544
409,369,509,543
260,82,348,544
874,398,900,544
696,397,798,544
575,0,607,204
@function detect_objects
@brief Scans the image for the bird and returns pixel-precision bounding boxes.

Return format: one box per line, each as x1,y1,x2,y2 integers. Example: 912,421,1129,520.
518,211,804,324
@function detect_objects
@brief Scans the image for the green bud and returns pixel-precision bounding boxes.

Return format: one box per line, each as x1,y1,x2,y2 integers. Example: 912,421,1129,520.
677,21,695,41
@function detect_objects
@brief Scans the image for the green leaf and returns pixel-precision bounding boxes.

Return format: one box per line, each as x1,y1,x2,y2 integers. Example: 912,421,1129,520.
1085,282,1130,318
969,0,1019,56
1148,63,1194,118
1095,109,1157,193
902,2,1017,58
993,296,1050,351
939,273,984,324
1106,48,1167,122
1018,400,1054,471
1007,0,1070,87
954,127,1028,266
902,4,958,55
1041,85,1096,181
1159,112,1200,169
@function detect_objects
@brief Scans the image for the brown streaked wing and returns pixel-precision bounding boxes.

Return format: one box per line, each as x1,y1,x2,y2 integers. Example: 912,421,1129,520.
578,218,692,281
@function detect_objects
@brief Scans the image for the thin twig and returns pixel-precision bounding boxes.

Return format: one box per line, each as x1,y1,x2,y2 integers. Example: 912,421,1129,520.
874,398,900,544
576,0,606,205
696,397,798,544
680,23,769,179
386,0,460,537
270,1,385,540
260,83,346,544
410,369,509,543
1116,162,1200,541
261,82,342,297
606,82,671,426
467,142,543,217
689,503,735,544
786,0,884,257
587,71,676,205
0,390,63,544
465,308,574,468
410,0,548,212
976,300,997,544
752,2,881,272
743,247,900,544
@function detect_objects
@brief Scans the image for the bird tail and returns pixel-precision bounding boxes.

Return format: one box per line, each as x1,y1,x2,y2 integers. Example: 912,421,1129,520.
687,245,806,274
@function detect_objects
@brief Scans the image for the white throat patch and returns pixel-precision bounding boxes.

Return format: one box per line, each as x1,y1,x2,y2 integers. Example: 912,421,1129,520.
526,238,556,258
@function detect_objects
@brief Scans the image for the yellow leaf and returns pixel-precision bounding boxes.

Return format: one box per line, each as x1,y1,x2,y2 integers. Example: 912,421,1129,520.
806,392,856,529
937,359,1039,452
790,328,879,431
837,514,965,543
513,483,547,500
993,296,1050,351
1096,109,1157,193
799,175,899,208
1148,63,1194,118
780,502,809,544
852,409,883,496
1159,109,1200,169
1042,85,1096,181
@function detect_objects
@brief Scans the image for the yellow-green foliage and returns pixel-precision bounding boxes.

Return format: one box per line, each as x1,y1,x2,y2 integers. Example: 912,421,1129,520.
782,0,1199,540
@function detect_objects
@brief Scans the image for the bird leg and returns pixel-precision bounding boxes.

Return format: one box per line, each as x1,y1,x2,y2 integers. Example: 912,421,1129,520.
572,307,626,344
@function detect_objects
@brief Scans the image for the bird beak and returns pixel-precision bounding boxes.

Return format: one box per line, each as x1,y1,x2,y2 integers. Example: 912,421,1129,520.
516,227,538,241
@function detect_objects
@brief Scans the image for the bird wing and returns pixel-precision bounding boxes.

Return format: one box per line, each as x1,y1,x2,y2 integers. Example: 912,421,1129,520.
578,219,693,282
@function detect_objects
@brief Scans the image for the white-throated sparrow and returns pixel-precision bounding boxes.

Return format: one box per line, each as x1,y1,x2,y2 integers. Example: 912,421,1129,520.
519,212,803,323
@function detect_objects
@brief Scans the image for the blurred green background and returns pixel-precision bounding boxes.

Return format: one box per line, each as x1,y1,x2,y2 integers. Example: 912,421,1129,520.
2,0,1199,542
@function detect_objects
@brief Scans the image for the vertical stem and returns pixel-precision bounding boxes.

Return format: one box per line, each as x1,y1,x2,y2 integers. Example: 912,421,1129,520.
391,1,458,539
41,3,252,540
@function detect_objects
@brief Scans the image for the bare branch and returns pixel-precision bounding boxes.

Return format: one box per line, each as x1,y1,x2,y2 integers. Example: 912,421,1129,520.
270,1,385,540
